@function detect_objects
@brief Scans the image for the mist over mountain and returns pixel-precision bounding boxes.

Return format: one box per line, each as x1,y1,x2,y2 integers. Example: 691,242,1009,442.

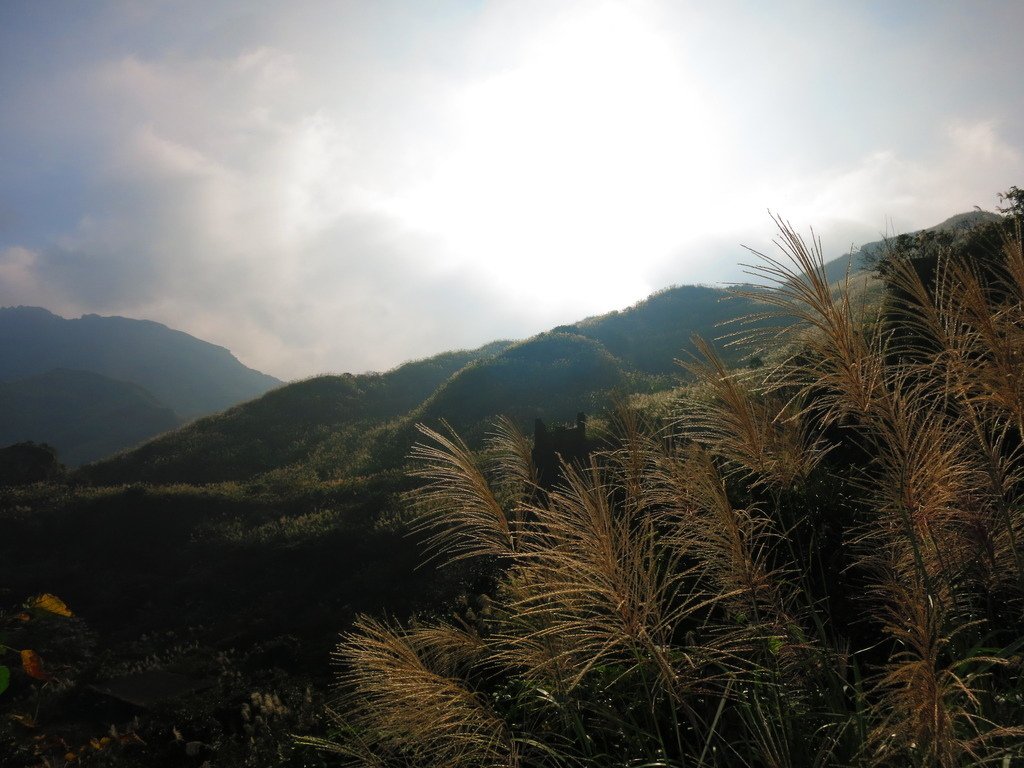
819,209,1002,284
0,306,281,420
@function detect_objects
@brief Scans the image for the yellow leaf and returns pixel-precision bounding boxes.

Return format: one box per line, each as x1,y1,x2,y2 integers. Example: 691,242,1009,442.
29,594,73,618
65,751,77,762
20,649,49,680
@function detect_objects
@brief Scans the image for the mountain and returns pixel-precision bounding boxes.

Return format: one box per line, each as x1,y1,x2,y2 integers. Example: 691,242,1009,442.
79,341,514,484
80,284,776,485
0,306,281,420
820,210,1003,284
560,284,772,375
77,209,1006,487
0,368,180,466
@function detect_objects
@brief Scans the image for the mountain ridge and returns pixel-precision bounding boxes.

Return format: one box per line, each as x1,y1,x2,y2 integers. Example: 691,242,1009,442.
0,305,281,419
0,306,282,465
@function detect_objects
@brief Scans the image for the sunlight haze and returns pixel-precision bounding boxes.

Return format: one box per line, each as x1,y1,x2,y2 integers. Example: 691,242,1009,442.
1,0,1022,379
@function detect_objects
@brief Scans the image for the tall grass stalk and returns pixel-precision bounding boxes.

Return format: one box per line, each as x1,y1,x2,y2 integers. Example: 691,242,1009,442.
315,218,1024,767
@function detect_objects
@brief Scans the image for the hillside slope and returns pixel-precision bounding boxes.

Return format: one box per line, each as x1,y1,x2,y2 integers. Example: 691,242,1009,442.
0,306,281,420
0,369,179,466
820,210,1002,284
81,283,768,485
80,341,513,484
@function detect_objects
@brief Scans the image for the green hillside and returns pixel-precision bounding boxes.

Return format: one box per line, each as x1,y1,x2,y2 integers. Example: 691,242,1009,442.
562,284,773,374
79,342,513,485
79,283,764,486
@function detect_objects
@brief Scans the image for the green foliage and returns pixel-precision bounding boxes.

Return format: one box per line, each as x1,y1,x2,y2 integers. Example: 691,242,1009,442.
997,185,1024,218
80,343,511,484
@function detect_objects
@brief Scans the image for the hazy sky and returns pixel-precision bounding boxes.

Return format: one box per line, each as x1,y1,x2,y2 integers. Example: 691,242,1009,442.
1,1,1022,379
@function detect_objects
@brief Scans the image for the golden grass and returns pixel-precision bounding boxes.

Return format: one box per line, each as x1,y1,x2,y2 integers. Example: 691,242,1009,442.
317,217,1024,767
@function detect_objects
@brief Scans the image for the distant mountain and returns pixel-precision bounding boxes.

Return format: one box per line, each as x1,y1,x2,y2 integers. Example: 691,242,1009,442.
0,306,281,420
0,368,179,466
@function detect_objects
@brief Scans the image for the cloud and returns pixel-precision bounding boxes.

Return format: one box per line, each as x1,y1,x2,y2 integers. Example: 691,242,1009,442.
0,246,42,298
1,2,1023,379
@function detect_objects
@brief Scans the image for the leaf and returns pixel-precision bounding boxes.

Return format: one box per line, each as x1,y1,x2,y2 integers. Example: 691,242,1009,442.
0,665,9,696
15,612,31,622
29,594,73,618
20,650,49,680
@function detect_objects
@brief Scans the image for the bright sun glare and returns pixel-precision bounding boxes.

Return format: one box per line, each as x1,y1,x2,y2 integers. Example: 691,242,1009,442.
393,5,727,312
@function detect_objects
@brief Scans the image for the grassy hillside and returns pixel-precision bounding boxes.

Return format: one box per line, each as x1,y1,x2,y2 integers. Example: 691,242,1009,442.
2,207,1016,768
79,342,513,485
80,283,766,486
562,284,774,374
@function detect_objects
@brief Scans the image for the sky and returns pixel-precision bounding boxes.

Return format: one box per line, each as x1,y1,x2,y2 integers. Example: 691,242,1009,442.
1,1,1022,380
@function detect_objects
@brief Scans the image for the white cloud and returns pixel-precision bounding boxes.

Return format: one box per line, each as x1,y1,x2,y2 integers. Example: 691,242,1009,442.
1,1,1023,379
0,246,42,298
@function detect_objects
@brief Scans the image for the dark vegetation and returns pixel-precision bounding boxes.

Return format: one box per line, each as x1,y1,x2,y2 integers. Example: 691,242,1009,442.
2,198,1021,766
0,443,63,486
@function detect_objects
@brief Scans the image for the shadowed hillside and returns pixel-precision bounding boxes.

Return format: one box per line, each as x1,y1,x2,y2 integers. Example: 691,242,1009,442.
79,341,513,485
79,284,766,486
0,369,179,466
560,284,774,374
